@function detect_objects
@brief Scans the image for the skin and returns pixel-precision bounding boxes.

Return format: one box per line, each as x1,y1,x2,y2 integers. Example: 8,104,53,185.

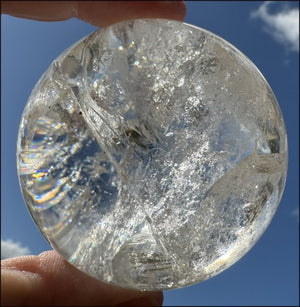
1,1,187,28
1,1,186,306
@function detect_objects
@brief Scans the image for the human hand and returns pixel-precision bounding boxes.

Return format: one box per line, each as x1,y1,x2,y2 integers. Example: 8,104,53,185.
1,251,163,306
1,1,186,306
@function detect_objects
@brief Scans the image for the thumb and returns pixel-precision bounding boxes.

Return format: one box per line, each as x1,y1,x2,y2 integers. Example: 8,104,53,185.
1,250,163,306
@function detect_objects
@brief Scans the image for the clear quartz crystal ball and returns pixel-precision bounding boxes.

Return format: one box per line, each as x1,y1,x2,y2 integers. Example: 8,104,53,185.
17,19,288,291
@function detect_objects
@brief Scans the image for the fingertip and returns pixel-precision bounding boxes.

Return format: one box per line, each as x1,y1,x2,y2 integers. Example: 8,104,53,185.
76,1,187,28
2,1,186,28
1,250,164,306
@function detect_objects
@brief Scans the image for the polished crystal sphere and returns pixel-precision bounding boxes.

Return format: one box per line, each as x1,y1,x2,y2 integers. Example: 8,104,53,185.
17,19,288,291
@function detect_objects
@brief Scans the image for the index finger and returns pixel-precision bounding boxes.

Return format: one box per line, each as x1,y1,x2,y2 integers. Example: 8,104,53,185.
1,1,187,27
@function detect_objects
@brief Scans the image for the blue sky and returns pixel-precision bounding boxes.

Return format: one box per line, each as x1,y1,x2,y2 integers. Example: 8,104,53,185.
1,1,299,306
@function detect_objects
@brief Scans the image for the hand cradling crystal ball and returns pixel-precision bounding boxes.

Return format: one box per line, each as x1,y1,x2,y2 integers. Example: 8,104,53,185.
17,19,288,291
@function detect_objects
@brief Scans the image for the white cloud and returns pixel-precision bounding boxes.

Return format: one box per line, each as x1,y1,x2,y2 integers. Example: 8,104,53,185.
251,1,299,52
1,239,31,260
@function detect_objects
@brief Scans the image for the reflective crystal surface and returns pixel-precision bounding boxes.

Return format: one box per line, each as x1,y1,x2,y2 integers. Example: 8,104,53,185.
17,19,288,290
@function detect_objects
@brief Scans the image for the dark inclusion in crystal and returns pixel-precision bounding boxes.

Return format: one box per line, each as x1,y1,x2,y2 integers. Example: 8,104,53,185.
17,19,288,291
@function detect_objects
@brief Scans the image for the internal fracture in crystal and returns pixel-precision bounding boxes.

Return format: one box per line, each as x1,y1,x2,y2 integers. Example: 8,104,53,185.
17,19,288,291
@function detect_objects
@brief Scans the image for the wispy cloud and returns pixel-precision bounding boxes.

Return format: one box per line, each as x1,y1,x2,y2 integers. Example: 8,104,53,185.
1,239,31,260
291,207,299,222
251,1,299,52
